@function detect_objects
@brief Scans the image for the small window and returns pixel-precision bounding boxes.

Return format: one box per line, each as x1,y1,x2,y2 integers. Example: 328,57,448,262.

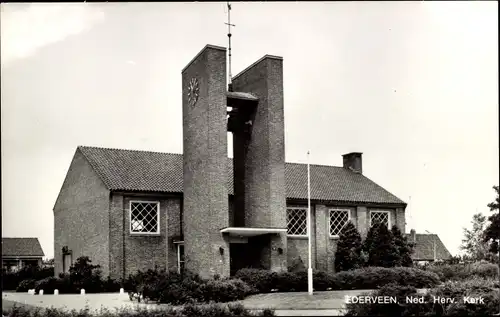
287,207,308,236
130,201,160,234
329,209,351,236
370,210,390,228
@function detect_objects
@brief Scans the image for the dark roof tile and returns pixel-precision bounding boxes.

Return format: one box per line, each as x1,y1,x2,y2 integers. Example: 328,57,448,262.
405,233,452,261
78,146,406,205
2,238,45,257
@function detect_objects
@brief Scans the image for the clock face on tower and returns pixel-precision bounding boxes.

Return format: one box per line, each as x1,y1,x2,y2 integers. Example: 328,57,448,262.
187,77,199,107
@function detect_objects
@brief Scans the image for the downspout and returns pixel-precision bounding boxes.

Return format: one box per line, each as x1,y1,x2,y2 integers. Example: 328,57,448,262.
122,194,126,281
180,196,184,237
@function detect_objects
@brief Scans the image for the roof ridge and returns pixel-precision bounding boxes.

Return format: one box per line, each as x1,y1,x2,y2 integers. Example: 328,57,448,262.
77,146,349,168
284,161,344,169
78,145,184,157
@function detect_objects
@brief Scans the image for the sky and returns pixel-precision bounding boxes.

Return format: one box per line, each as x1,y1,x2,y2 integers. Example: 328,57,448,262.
1,2,498,259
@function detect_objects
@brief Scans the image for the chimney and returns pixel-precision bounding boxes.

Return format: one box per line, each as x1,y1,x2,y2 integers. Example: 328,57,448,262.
410,229,416,243
342,152,363,174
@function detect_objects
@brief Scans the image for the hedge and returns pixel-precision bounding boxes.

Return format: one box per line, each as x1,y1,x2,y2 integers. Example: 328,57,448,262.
3,304,275,317
2,266,54,290
345,277,500,316
424,261,499,281
125,269,256,304
234,266,440,293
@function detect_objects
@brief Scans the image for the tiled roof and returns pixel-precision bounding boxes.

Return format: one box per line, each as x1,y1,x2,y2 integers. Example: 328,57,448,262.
78,146,406,205
2,238,45,257
406,233,452,261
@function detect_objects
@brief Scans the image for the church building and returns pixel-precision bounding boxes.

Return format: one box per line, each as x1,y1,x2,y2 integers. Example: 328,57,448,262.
53,44,407,280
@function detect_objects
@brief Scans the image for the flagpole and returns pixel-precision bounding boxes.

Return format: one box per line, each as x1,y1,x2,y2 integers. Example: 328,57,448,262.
307,151,313,295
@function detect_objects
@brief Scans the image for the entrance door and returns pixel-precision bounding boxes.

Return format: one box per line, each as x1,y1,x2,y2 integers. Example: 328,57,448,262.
230,244,247,276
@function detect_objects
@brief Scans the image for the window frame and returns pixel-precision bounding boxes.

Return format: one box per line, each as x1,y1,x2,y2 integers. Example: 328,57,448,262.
286,206,309,237
129,200,161,235
329,208,351,238
369,210,391,229
176,242,185,274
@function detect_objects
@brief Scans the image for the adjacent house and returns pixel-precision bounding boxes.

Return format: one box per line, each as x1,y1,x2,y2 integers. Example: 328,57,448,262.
2,238,45,271
53,146,407,279
407,229,452,263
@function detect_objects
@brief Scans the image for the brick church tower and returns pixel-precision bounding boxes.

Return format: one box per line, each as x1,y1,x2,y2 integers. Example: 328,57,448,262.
181,44,287,278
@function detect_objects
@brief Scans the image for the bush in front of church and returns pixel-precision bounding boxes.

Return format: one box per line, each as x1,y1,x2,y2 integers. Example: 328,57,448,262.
3,303,275,317
287,256,307,273
344,277,500,316
331,266,440,290
124,268,256,304
392,225,414,267
234,266,440,293
334,221,363,272
15,279,36,292
5,266,54,291
30,256,122,294
362,222,401,268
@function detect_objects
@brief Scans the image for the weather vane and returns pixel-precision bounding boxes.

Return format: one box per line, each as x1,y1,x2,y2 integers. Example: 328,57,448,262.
225,2,235,91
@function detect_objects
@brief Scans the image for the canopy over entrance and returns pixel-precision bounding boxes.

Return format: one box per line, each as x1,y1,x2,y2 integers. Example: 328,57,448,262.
220,227,286,237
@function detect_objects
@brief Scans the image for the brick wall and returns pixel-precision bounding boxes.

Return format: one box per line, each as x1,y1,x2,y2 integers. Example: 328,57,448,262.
182,45,230,279
286,203,405,273
108,194,181,278
53,149,110,277
231,56,286,230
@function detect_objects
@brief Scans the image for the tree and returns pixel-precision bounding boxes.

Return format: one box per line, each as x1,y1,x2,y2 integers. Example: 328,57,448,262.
483,186,500,255
391,225,414,267
42,258,54,267
482,185,500,315
334,221,363,272
363,222,400,267
460,213,491,261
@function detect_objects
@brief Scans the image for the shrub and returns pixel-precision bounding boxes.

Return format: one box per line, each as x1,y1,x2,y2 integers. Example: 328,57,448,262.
363,222,401,267
345,277,500,316
126,268,253,304
198,279,255,303
235,266,439,294
234,268,279,293
392,225,414,267
470,261,499,279
16,279,36,292
332,267,440,290
34,277,60,294
345,283,432,316
2,266,55,290
101,276,122,292
68,256,103,293
3,303,274,317
425,261,499,281
335,221,363,272
287,256,306,273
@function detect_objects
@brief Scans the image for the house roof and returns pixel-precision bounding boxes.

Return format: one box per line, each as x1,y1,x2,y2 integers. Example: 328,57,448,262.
2,238,45,257
78,146,406,206
406,233,452,261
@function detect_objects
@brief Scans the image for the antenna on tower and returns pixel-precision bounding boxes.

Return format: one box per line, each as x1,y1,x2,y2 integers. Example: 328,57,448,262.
225,2,235,92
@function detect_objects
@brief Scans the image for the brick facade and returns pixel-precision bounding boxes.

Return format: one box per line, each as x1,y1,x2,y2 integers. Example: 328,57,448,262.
182,45,230,278
53,149,110,277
